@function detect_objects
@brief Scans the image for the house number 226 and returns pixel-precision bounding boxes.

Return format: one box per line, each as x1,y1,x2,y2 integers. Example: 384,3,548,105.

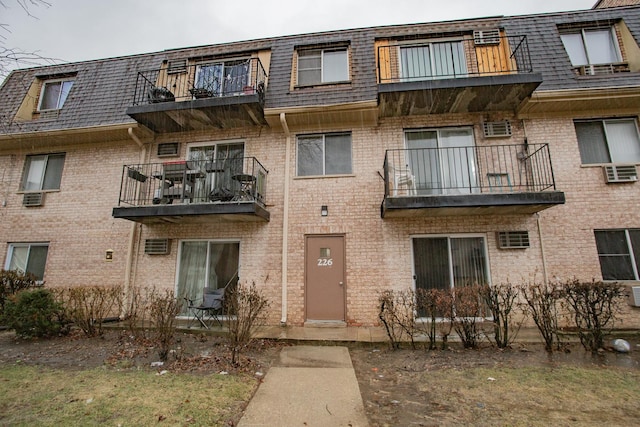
317,258,333,266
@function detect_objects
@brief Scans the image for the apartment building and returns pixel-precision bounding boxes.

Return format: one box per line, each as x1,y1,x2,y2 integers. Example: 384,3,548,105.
1,2,639,326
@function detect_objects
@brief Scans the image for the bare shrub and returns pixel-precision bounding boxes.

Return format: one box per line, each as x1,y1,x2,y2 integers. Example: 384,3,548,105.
450,285,484,349
480,282,523,348
226,282,270,366
415,288,455,350
58,285,123,337
521,281,562,352
561,279,625,353
148,289,181,361
122,286,155,339
378,289,417,350
0,270,39,317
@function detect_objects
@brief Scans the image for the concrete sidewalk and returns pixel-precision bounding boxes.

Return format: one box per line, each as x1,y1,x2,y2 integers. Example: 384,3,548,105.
237,345,369,427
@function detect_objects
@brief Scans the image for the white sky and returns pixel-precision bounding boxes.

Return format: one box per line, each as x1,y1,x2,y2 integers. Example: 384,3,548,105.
2,0,596,67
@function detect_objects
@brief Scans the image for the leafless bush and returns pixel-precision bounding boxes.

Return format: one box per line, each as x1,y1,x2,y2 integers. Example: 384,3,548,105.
378,289,417,349
226,282,270,366
415,288,455,350
450,285,484,349
561,279,625,353
480,282,523,348
58,285,123,337
122,286,155,339
0,270,39,316
521,281,563,352
148,289,181,361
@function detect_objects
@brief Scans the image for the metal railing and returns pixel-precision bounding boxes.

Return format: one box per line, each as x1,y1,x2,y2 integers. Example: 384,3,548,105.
378,35,533,84
118,157,268,207
131,57,267,106
383,143,556,197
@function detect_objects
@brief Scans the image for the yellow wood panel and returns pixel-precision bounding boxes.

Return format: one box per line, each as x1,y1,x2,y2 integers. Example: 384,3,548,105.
375,40,391,83
475,31,515,75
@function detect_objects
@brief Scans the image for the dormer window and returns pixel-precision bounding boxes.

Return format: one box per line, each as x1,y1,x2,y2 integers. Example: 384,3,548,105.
38,79,74,111
560,27,624,75
296,46,349,86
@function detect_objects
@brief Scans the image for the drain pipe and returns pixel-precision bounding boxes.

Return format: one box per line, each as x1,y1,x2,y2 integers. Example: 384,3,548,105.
123,127,147,316
280,113,291,326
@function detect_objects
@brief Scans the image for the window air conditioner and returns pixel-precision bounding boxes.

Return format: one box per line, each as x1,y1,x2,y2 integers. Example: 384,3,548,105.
157,142,180,157
473,29,501,46
603,165,638,183
22,192,44,207
145,239,170,255
497,231,530,249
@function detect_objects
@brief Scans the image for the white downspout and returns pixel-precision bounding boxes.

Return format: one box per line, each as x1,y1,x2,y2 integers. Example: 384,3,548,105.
280,113,291,326
123,127,147,316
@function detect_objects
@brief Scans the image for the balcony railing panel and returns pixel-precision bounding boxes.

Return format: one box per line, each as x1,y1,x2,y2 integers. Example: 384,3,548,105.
131,57,267,106
383,144,556,198
118,157,268,208
378,35,533,84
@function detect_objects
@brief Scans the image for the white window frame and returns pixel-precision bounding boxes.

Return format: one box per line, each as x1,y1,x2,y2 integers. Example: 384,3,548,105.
297,47,349,86
38,78,74,111
5,242,50,283
574,118,640,165
296,132,353,177
560,27,622,68
20,153,66,192
594,229,640,281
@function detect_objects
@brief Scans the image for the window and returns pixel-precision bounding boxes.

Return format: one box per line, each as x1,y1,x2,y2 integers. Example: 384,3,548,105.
404,128,477,195
412,236,489,292
20,153,65,191
297,48,349,86
297,133,352,176
38,79,74,110
5,243,49,282
194,59,250,97
400,41,467,80
560,28,620,68
594,229,640,280
176,241,239,315
574,119,640,164
186,142,244,202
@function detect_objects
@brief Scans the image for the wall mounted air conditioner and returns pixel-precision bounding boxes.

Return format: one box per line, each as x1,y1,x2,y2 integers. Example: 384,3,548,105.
473,29,501,45
483,120,512,138
22,192,44,207
145,239,170,255
167,59,187,74
631,286,640,307
497,231,530,249
157,142,180,157
603,164,638,183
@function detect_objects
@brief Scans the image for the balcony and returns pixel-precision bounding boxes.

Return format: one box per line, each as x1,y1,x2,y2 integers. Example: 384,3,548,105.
126,58,268,133
112,157,269,223
377,35,542,116
381,143,565,218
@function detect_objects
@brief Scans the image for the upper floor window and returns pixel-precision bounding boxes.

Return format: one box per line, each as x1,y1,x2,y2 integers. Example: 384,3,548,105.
594,229,640,281
5,243,49,282
560,28,621,70
21,153,66,191
400,41,467,80
574,119,640,164
297,47,349,86
297,133,352,176
38,79,74,111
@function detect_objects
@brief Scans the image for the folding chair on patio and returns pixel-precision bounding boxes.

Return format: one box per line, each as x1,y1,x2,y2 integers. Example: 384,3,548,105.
184,287,225,329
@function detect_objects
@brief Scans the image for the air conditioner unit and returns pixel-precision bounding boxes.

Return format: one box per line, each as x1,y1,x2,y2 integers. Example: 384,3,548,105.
497,231,530,249
22,192,44,207
631,286,640,307
157,142,180,157
483,120,512,138
144,239,170,255
603,164,638,183
167,59,187,74
473,29,501,46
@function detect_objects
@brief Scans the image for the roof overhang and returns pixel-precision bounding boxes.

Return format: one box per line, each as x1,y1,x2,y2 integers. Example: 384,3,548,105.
264,101,378,131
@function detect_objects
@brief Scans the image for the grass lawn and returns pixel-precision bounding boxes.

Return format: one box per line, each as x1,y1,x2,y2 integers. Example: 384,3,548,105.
0,365,255,426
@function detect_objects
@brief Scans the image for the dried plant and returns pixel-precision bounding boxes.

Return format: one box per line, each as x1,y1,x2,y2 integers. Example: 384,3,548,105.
378,289,417,349
58,285,123,337
148,289,181,361
521,281,563,352
480,282,523,348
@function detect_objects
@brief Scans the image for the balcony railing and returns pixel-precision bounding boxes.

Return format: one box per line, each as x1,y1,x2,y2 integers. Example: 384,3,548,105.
383,143,556,197
117,157,268,207
131,57,267,106
377,35,533,84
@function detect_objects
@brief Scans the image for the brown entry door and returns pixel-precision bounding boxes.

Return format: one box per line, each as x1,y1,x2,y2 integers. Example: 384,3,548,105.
305,235,345,321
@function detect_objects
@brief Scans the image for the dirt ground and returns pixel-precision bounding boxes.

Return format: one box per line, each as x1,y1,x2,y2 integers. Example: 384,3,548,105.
1,328,639,426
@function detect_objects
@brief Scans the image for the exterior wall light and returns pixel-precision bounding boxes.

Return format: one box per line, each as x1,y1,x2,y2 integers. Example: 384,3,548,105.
321,205,328,217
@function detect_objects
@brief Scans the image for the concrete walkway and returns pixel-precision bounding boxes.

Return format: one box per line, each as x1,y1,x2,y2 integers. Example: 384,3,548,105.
237,345,369,427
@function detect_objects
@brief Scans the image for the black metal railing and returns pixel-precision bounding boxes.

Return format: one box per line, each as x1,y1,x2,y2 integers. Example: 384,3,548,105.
118,157,268,207
131,57,267,106
383,143,556,197
378,35,533,84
